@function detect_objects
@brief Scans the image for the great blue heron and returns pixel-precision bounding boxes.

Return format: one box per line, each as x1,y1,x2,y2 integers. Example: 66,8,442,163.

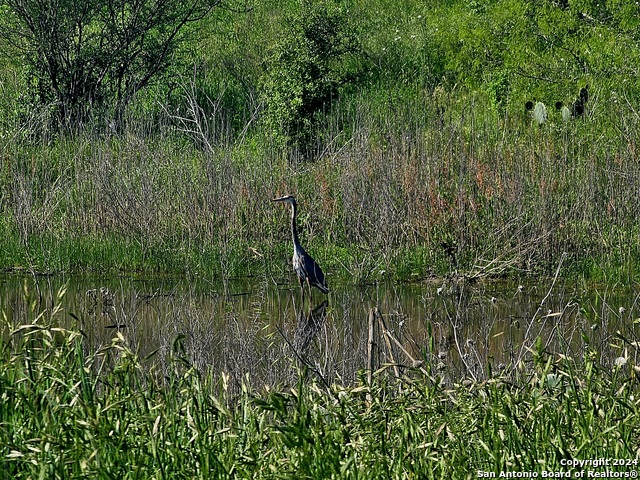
272,195,329,301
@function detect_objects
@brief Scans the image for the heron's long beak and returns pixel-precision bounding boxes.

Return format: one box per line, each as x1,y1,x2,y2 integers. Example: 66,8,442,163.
271,196,288,203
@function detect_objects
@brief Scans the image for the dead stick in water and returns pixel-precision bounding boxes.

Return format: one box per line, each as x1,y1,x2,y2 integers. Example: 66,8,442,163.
375,308,400,378
376,313,439,382
513,251,567,370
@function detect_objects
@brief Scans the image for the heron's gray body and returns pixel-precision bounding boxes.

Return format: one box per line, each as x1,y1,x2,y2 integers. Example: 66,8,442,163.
272,195,329,299
292,243,328,295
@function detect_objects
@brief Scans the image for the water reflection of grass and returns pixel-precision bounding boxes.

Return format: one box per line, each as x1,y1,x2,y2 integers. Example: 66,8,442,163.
2,292,639,477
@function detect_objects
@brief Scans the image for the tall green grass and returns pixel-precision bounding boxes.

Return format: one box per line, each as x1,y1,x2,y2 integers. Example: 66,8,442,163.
1,294,638,478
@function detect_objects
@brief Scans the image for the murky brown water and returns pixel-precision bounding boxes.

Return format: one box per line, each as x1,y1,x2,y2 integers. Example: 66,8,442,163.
1,273,639,389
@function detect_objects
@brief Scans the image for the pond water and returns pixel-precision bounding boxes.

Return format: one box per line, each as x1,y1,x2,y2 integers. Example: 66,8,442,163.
1,273,638,390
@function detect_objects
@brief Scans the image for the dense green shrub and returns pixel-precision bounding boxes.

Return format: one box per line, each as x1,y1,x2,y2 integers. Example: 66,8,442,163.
259,0,363,155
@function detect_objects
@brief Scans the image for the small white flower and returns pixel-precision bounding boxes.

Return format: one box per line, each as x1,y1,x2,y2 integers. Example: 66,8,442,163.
614,357,627,368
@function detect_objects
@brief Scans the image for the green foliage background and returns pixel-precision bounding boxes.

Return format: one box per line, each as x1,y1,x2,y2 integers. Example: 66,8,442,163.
1,0,640,280
1,5,640,473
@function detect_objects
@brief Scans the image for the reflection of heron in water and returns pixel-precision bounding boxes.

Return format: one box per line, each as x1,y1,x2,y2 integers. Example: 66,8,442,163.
295,300,328,355
272,195,329,302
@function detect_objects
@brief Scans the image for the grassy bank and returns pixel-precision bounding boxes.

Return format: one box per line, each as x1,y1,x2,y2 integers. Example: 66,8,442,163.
2,89,640,283
1,299,638,478
2,0,640,283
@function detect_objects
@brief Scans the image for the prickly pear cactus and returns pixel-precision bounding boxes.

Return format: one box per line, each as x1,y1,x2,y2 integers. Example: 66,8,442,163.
533,101,547,125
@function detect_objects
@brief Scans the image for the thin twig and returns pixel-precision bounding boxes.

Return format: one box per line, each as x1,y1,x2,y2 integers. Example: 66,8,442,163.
375,308,400,378
513,252,567,370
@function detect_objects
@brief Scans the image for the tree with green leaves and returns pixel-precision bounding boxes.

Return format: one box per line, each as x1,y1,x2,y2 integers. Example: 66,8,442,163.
260,0,363,156
0,0,221,128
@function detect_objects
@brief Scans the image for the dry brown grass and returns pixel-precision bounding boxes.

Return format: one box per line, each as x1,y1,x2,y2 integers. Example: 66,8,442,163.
1,86,639,280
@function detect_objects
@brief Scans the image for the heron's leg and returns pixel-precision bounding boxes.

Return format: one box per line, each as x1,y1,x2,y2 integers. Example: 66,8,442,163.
298,276,305,302
306,277,313,303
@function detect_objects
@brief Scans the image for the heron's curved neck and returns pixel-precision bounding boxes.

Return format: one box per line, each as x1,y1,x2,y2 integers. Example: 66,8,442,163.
290,202,302,251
